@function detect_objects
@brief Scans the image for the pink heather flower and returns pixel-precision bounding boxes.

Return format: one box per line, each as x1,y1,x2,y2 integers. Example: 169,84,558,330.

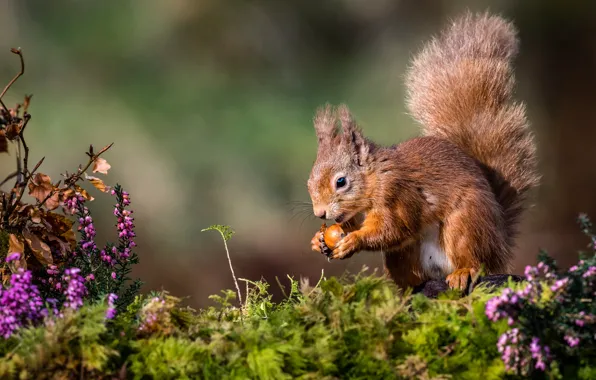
485,288,523,323
583,266,596,278
564,335,580,347
138,297,168,333
112,189,136,261
529,337,550,371
100,249,116,266
6,252,21,262
62,268,87,310
524,262,554,282
63,195,83,215
42,298,62,319
105,293,118,320
550,278,569,292
0,269,45,338
497,328,526,372
111,272,116,280
74,196,98,254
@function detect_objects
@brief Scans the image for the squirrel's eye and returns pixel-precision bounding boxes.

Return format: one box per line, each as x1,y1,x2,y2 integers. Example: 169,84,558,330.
336,177,347,189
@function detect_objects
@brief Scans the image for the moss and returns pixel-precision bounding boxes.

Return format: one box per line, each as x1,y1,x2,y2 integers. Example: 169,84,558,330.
0,271,592,379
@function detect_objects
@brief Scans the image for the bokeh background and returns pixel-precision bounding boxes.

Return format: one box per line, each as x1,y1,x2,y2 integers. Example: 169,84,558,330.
0,0,595,308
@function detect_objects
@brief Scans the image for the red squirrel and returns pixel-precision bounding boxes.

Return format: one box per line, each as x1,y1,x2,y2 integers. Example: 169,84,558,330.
307,12,539,290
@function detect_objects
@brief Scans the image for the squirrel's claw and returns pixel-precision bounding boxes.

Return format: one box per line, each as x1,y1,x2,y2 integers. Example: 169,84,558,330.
310,232,322,253
311,231,333,257
331,232,360,260
446,268,476,290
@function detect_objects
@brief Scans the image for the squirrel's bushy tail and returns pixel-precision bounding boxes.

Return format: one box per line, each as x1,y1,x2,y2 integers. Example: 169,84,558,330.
405,11,539,243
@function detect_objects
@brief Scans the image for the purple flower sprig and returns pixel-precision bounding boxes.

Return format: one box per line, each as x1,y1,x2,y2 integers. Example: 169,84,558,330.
0,255,45,338
486,255,596,376
112,188,136,261
68,194,98,256
105,293,118,320
62,268,87,310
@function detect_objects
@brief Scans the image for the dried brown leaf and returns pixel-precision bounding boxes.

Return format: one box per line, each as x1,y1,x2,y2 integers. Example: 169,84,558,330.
44,211,74,233
28,173,53,203
15,204,42,223
62,228,77,251
5,122,21,140
23,94,32,113
0,130,8,153
8,234,26,271
23,229,53,265
40,211,76,256
92,157,111,175
30,207,42,223
74,185,94,201
8,233,24,254
45,192,61,211
85,173,111,193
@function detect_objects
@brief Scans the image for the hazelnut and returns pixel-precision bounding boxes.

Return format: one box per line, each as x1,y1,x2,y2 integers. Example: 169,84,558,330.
323,224,346,250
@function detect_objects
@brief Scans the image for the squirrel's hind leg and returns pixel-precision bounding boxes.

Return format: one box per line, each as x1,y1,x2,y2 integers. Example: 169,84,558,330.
441,194,511,290
382,243,425,290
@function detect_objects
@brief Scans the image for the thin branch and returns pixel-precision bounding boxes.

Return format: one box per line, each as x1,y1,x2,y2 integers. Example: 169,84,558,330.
0,48,25,113
11,154,44,211
15,145,22,185
29,156,45,175
18,131,29,184
19,113,31,136
38,144,113,208
97,142,114,156
64,143,113,187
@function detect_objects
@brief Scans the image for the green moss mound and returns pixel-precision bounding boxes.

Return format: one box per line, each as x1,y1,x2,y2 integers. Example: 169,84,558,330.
0,271,517,380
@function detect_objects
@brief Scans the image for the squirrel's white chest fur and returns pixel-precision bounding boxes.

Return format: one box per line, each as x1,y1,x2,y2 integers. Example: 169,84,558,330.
420,224,453,278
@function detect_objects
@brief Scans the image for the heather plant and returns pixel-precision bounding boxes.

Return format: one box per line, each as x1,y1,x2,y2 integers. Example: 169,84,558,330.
0,48,141,339
485,214,596,378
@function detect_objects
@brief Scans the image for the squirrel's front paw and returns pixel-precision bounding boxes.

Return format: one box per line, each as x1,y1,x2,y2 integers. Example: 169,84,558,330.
311,231,332,256
331,232,361,260
446,268,477,290
310,231,324,253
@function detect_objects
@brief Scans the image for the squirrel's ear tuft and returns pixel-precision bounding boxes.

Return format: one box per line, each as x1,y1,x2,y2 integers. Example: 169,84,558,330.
313,103,337,144
338,104,370,166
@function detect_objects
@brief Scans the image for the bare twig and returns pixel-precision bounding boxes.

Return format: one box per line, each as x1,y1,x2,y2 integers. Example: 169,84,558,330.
64,143,113,187
30,156,45,175
38,143,113,208
0,48,25,113
10,153,43,211
18,125,29,180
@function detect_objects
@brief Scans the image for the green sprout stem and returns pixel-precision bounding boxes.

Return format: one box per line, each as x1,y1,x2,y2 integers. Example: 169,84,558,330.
201,225,242,306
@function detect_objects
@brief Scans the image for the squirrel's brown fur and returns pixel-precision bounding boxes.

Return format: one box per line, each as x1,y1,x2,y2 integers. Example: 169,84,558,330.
307,12,539,290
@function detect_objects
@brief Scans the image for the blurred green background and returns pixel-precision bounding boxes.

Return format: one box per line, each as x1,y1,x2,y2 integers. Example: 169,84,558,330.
1,0,595,307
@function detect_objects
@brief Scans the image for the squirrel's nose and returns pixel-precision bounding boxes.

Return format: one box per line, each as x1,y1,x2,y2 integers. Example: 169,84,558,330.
313,207,327,219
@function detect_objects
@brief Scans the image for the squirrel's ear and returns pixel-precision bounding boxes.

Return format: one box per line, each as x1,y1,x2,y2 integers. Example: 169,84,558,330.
338,104,370,166
313,103,337,144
